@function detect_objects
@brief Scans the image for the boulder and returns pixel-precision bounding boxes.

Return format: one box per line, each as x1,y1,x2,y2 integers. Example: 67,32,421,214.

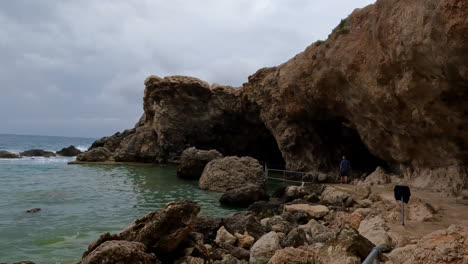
358,215,392,252
83,199,200,257
280,227,307,248
353,185,371,200
220,184,269,207
77,147,112,162
283,204,329,219
199,156,265,192
79,241,159,264
361,167,391,186
223,212,267,240
261,215,293,234
320,186,353,206
215,226,237,245
268,247,314,264
326,211,363,229
56,145,82,156
249,231,281,264
0,150,20,158
177,147,223,179
194,216,222,244
408,198,436,221
20,149,56,157
234,232,255,249
306,220,338,244
315,226,375,264
386,244,417,264
284,186,308,201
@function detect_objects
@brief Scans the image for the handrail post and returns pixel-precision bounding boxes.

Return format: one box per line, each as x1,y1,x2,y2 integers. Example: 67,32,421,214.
363,247,381,264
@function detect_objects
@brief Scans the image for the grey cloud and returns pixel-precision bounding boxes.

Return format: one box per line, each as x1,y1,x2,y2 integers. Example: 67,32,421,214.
0,0,375,138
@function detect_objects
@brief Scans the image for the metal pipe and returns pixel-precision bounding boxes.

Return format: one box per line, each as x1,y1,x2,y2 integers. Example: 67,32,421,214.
363,247,381,264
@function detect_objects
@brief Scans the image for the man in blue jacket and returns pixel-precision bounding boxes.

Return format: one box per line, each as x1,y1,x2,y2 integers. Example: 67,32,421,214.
340,156,351,184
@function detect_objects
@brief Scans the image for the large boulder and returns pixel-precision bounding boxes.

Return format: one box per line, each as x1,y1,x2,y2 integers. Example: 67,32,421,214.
249,231,281,264
220,184,269,207
199,156,265,192
77,147,112,162
82,199,200,257
0,150,20,159
358,215,392,252
223,212,267,240
20,149,56,157
177,147,223,179
315,226,375,264
78,241,159,264
388,225,468,264
56,145,82,156
320,186,353,207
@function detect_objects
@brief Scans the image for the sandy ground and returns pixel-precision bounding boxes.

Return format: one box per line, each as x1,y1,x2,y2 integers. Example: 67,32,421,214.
332,183,468,240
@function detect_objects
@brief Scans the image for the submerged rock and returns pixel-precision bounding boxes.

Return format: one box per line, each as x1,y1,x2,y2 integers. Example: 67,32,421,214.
199,156,265,192
25,208,41,214
177,147,223,179
20,149,55,157
56,145,82,156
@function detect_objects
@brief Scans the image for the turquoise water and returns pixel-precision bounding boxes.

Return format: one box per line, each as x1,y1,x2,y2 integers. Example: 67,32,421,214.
0,134,239,263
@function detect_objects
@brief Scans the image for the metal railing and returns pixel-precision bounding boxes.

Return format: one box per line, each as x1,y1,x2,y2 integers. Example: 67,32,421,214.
362,247,381,264
264,163,315,185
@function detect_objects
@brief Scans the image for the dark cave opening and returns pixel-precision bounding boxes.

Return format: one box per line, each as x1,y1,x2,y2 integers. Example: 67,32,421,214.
311,118,389,173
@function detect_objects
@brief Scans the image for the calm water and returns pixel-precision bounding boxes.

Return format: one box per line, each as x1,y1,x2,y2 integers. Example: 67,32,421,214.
0,134,239,263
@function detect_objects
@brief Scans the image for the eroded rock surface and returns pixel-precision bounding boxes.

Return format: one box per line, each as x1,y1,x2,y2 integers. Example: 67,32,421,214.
57,145,82,157
0,150,20,159
177,147,223,179
20,149,55,157
79,241,159,264
220,184,269,207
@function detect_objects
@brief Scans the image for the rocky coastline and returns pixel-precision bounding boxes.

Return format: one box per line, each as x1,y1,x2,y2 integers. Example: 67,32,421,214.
0,146,83,159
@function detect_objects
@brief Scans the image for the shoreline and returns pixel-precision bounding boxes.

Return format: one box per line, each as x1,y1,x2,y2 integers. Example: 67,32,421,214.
68,160,166,166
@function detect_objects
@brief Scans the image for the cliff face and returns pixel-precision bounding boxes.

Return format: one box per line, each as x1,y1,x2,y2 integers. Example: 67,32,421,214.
82,0,467,194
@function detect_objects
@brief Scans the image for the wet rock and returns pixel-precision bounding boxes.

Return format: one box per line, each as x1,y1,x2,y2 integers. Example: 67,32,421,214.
79,240,159,264
250,231,281,264
283,204,329,219
0,261,36,264
268,247,314,264
220,184,269,207
223,212,266,240
235,232,255,249
20,149,56,157
177,147,223,179
56,145,82,156
316,226,374,264
358,215,392,252
199,156,265,192
77,147,112,162
215,226,237,245
280,227,307,248
83,199,200,257
26,208,41,214
0,150,20,159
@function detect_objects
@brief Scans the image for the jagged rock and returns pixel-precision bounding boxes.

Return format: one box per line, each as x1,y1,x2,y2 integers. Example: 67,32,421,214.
78,240,159,264
284,186,308,201
358,215,392,252
283,204,330,219
177,147,223,179
315,226,375,264
361,167,392,186
320,186,353,206
77,147,111,162
220,184,269,207
235,232,255,249
194,217,222,244
223,212,266,240
199,156,265,192
261,215,293,234
83,199,200,257
306,220,338,244
250,231,281,264
280,227,307,248
215,226,237,245
389,225,468,264
0,150,20,159
353,185,371,200
281,210,312,226
326,211,363,229
20,149,55,157
407,198,436,221
268,247,314,264
56,145,82,156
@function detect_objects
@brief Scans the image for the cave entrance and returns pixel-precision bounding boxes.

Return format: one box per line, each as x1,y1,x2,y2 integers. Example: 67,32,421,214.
311,118,388,173
207,113,285,169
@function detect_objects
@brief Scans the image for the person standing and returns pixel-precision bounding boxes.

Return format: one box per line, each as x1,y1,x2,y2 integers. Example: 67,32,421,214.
340,156,351,184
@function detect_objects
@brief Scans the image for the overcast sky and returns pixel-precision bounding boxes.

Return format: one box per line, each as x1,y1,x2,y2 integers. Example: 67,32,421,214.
0,0,375,138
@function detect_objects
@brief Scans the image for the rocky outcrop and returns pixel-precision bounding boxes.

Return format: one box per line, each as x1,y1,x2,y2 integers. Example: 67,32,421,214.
76,0,468,195
249,231,281,264
358,215,393,252
0,150,20,159
79,241,159,264
177,147,223,179
220,184,269,207
76,147,111,162
199,156,265,192
56,145,82,157
20,149,55,157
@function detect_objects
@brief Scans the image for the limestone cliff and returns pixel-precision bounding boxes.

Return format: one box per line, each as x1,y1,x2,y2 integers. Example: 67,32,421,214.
80,0,467,194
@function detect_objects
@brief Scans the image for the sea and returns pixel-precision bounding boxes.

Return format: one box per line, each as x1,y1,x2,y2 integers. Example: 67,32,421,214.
0,134,239,264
